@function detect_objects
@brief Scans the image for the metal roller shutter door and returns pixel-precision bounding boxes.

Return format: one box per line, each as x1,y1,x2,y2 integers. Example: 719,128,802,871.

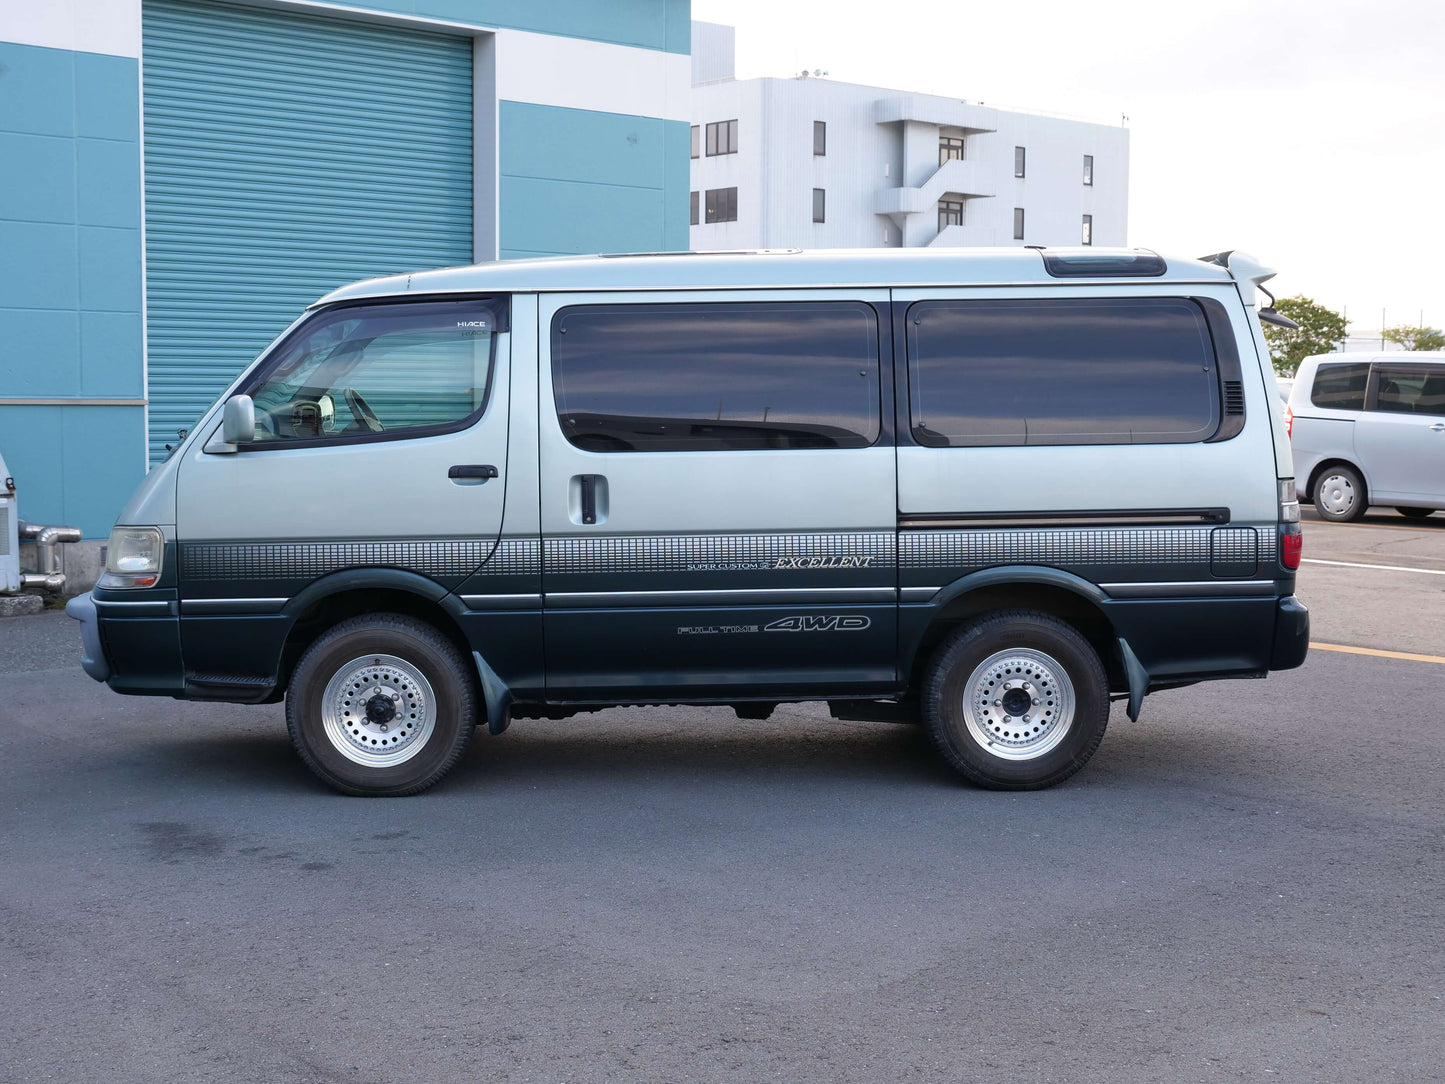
142,0,473,462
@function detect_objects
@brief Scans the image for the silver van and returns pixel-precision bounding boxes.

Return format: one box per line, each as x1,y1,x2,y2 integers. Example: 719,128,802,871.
68,247,1309,795
1287,352,1445,521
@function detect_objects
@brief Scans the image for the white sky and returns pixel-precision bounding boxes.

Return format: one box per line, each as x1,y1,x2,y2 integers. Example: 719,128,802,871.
691,0,1445,332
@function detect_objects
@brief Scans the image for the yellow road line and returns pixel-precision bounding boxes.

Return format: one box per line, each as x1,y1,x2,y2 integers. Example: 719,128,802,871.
1311,642,1445,665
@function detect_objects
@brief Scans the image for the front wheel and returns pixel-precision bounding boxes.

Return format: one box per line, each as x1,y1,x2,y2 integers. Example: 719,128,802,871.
923,611,1110,789
286,614,476,796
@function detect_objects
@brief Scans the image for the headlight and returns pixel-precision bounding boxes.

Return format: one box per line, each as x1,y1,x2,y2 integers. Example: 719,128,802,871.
98,526,164,589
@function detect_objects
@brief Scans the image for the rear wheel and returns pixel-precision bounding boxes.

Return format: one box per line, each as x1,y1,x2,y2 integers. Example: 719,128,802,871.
923,611,1110,790
1396,507,1435,520
1314,465,1367,522
287,614,476,796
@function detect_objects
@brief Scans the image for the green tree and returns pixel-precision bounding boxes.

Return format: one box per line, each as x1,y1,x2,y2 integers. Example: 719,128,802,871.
1262,296,1349,375
1382,324,1445,351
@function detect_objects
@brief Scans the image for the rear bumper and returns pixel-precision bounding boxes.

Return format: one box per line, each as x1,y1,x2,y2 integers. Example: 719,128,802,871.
1270,595,1310,670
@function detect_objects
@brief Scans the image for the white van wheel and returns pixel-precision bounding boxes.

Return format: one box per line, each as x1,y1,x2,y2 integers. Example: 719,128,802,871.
1315,466,1366,522
923,611,1109,789
321,654,436,769
287,614,475,796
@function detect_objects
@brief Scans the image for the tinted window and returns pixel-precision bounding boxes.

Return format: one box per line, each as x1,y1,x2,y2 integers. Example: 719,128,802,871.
552,302,881,452
1310,362,1369,411
813,120,826,156
907,298,1219,447
241,299,499,445
1374,366,1445,416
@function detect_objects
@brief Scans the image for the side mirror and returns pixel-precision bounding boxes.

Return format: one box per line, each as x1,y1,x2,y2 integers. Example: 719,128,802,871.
221,395,256,445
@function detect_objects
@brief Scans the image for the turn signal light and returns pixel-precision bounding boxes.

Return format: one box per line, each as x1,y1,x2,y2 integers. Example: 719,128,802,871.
1281,527,1303,571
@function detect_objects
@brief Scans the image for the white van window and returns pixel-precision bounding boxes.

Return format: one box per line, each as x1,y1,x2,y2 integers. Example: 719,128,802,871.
1310,362,1369,411
1373,366,1445,416
906,297,1219,447
240,300,499,445
551,301,881,452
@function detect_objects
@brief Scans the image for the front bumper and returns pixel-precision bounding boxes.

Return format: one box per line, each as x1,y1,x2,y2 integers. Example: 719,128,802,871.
65,591,110,681
1270,595,1310,670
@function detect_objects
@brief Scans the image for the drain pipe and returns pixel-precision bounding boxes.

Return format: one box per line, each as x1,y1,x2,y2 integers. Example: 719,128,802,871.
18,520,82,593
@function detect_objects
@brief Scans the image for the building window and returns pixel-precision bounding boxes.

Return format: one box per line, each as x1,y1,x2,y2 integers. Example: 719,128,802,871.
812,188,826,223
705,187,737,223
905,298,1221,448
939,136,965,165
690,191,699,226
1083,154,1093,186
938,199,964,232
690,125,700,159
551,301,882,452
1013,207,1025,240
1081,215,1093,245
1014,146,1026,178
705,119,738,156
813,120,826,156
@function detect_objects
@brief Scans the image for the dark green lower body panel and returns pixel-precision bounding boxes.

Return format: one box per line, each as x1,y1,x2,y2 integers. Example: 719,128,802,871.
101,616,185,695
544,604,898,701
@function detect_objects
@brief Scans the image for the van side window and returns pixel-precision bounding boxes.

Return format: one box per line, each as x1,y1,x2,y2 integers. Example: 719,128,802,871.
1310,362,1369,411
906,297,1219,447
1373,366,1445,416
551,302,881,452
240,299,500,445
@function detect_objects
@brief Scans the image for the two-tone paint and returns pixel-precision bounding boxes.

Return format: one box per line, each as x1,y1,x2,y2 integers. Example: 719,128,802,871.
69,247,1310,728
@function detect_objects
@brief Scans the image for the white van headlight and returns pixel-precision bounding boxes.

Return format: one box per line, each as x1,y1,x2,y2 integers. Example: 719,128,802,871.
99,526,164,589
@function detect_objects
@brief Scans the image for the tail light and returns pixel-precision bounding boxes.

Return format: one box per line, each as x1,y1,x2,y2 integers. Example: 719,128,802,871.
1278,479,1302,571
1284,404,1293,439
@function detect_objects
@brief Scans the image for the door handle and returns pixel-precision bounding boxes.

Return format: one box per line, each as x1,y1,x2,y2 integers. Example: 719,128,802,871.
448,464,499,482
1428,423,1445,432
580,474,597,524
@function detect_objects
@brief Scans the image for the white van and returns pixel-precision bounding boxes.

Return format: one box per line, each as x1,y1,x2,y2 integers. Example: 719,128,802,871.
1287,353,1445,521
68,247,1309,795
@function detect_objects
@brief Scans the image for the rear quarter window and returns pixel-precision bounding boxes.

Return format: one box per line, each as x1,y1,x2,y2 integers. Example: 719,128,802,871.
906,297,1220,447
1309,362,1370,411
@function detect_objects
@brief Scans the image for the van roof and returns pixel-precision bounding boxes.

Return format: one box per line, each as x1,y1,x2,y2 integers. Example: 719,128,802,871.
315,246,1236,306
1305,351,1445,365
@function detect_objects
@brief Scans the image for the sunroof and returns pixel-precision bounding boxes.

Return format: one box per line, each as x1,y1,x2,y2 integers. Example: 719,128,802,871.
1040,250,1167,278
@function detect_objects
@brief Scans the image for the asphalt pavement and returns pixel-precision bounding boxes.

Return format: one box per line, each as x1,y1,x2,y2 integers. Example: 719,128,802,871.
2,514,1442,1082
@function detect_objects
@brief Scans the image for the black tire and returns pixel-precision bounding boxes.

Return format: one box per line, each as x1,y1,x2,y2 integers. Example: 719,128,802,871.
1396,507,1435,520
286,614,476,796
922,611,1110,790
1313,464,1367,522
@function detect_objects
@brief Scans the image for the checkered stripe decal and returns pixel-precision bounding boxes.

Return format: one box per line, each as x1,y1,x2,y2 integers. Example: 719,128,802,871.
1210,527,1259,566
486,538,541,576
180,537,533,582
900,526,1276,570
545,532,896,574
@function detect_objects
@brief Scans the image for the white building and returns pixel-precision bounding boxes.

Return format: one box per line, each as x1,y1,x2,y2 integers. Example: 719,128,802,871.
689,21,1129,250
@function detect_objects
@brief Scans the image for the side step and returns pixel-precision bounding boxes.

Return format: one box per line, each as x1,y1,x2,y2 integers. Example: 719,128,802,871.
184,672,276,704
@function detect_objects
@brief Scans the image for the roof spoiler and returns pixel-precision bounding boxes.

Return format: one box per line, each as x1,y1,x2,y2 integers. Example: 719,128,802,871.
1198,250,1299,329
